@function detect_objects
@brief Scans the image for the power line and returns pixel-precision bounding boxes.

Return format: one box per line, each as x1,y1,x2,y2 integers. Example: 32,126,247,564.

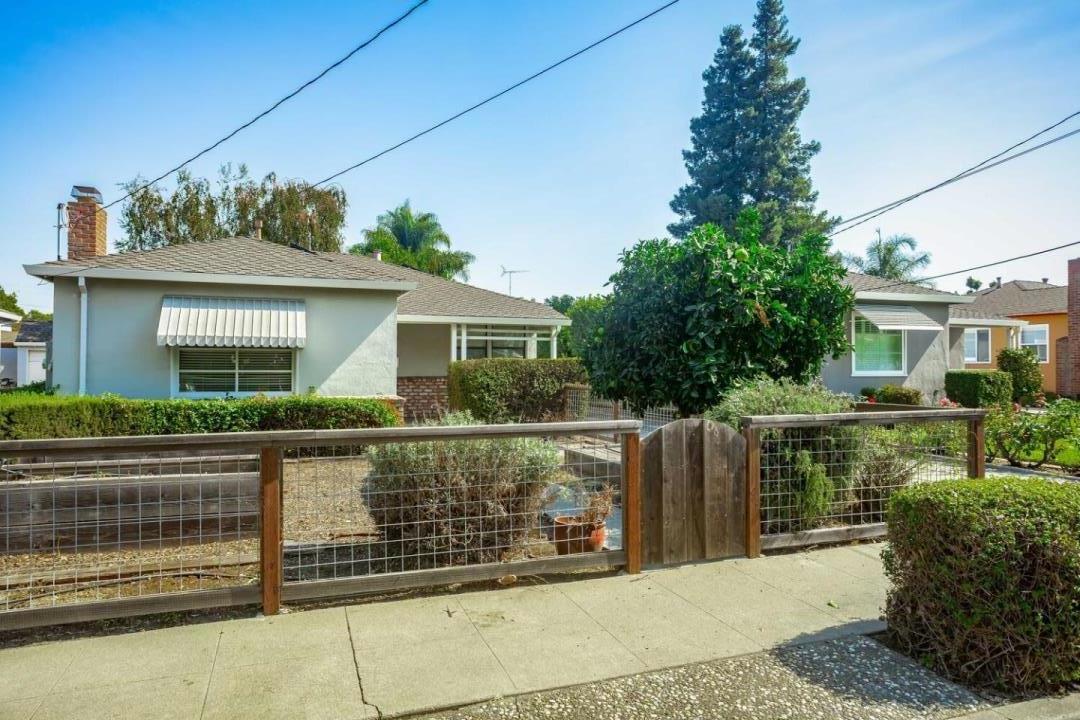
313,0,683,186
68,0,430,229
857,239,1080,294
829,109,1080,237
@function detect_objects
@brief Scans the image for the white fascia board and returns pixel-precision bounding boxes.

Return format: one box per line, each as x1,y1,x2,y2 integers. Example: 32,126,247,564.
23,265,417,292
949,317,1028,327
0,309,22,322
397,314,571,327
12,342,46,347
855,291,974,304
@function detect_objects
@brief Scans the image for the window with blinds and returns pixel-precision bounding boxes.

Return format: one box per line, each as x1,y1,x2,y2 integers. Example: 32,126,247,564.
177,349,294,393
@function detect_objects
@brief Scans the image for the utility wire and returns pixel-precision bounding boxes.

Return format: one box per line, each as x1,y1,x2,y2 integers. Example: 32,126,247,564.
313,0,682,186
67,0,430,229
830,109,1080,237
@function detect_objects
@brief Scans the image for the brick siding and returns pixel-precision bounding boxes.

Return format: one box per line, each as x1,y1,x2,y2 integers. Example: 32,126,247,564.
1068,258,1080,398
397,376,448,421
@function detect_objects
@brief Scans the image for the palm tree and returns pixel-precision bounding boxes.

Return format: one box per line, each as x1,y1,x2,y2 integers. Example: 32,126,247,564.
352,201,475,281
843,229,931,281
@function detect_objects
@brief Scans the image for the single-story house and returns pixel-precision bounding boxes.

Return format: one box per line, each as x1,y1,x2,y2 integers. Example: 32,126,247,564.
13,320,50,387
24,189,568,418
0,309,22,387
821,272,1025,401
950,277,1066,393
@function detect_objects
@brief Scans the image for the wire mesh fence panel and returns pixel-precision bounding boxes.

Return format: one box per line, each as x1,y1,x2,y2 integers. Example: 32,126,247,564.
0,449,261,612
282,433,626,584
756,419,970,536
561,384,675,438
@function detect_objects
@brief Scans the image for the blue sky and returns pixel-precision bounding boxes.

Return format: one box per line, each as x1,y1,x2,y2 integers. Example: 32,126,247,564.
2,0,1079,314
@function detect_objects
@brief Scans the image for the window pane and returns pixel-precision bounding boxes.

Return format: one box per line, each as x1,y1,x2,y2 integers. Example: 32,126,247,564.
964,329,990,363
179,372,235,392
490,341,526,358
238,372,292,392
239,349,292,371
977,330,990,362
465,340,487,359
964,330,977,360
854,319,903,373
179,349,235,371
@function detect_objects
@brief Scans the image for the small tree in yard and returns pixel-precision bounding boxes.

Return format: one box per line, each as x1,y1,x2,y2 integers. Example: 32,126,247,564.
584,211,853,416
996,347,1043,404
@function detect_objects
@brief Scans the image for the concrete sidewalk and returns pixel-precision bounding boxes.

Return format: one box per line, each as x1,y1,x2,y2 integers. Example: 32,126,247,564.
0,543,888,720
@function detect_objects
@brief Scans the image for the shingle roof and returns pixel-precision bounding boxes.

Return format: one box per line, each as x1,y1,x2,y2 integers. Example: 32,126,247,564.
28,237,565,322
843,272,958,297
14,321,51,343
964,280,1067,317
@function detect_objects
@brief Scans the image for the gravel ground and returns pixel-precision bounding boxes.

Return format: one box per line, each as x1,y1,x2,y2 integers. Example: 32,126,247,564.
422,636,989,720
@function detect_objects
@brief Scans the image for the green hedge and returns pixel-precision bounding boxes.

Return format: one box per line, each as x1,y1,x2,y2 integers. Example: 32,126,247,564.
884,478,1080,693
996,348,1043,403
447,358,588,423
874,384,924,405
0,394,401,439
944,370,1012,408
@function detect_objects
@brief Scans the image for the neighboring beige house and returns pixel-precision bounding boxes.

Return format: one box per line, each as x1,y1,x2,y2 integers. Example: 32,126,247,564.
13,320,50,387
24,188,568,418
951,278,1066,393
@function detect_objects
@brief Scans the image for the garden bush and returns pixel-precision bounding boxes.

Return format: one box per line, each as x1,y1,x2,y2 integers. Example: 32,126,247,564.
0,393,401,439
985,399,1080,470
944,370,1012,408
996,347,1043,404
447,357,588,423
884,478,1080,693
873,384,924,406
365,411,561,569
706,378,856,532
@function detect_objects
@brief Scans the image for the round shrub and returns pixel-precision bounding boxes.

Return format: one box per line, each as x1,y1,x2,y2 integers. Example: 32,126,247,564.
448,357,588,424
874,384,924,406
365,412,561,569
883,478,1080,693
996,347,1043,404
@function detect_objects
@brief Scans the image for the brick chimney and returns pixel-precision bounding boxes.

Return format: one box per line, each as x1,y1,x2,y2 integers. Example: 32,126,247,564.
1066,258,1080,397
66,185,107,260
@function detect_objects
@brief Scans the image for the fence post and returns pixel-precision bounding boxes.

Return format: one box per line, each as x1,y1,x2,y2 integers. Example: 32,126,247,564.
742,424,761,558
260,445,284,615
612,400,621,422
967,416,986,478
621,431,642,574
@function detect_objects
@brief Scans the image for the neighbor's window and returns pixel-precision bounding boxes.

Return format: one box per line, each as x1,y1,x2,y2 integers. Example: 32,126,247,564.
1020,324,1049,363
963,328,991,363
178,348,293,393
853,318,904,375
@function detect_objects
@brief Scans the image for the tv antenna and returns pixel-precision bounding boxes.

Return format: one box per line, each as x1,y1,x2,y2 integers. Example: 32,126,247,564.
500,265,528,296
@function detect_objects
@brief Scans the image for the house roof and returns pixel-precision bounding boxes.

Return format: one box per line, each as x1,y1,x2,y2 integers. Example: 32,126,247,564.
14,320,51,344
963,279,1067,317
25,236,566,324
843,272,958,297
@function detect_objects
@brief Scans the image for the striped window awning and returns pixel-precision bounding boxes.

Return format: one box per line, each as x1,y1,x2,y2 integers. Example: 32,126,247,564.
854,304,942,332
157,296,306,348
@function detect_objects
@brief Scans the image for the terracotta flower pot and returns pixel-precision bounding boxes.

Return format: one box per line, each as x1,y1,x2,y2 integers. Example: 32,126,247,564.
552,515,606,555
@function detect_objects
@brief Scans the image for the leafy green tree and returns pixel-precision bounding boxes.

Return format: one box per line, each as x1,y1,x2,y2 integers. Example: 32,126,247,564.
118,164,347,252
669,0,830,245
544,295,610,358
544,295,575,315
23,310,52,321
965,276,983,294
350,201,474,281
0,286,23,316
843,230,931,281
585,210,853,416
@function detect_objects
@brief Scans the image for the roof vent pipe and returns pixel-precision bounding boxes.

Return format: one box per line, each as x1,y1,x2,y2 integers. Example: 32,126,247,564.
254,219,263,240
995,276,1002,288
372,250,382,261
1043,277,1049,284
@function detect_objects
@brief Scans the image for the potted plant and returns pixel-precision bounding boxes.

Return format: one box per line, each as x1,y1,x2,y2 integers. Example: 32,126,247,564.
550,483,615,555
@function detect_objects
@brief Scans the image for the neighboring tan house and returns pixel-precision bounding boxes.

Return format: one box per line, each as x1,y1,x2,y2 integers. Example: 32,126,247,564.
821,273,979,401
24,188,568,418
13,320,50,387
953,278,1066,393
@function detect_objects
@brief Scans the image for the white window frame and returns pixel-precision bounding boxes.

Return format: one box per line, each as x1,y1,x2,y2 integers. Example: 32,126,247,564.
851,316,907,377
171,348,297,398
1019,323,1050,364
963,327,992,364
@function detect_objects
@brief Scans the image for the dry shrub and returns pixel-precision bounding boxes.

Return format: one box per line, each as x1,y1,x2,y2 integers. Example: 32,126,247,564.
884,478,1080,694
365,412,560,569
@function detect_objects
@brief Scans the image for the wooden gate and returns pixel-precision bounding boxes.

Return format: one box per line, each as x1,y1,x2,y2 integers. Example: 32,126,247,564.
641,419,746,565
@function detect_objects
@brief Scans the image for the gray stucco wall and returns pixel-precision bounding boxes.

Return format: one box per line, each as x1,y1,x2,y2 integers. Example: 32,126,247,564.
51,278,399,398
820,302,953,402
397,323,450,377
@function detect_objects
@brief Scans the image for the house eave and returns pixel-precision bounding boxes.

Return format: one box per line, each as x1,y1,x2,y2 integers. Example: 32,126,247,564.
854,291,973,304
397,313,571,327
949,317,1028,328
13,341,47,348
24,265,417,293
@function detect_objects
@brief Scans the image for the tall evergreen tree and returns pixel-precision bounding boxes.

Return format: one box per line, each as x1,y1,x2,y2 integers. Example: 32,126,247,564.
669,0,830,246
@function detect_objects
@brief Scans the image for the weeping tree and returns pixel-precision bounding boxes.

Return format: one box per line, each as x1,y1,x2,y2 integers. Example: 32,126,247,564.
349,201,475,281
117,164,347,252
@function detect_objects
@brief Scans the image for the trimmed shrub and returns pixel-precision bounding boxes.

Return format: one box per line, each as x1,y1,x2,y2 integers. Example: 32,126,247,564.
365,411,561,569
859,386,878,400
706,378,856,532
944,370,1012,408
996,347,1043,404
0,393,400,439
884,478,1080,693
874,384,924,406
447,357,588,423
